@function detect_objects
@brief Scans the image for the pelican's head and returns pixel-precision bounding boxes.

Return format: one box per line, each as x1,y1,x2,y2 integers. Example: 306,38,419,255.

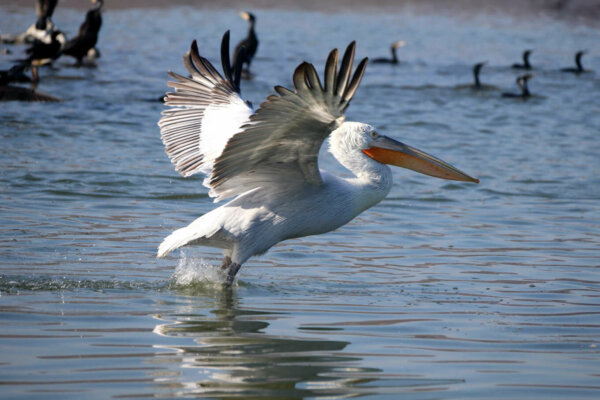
331,121,479,183
239,11,256,22
392,41,406,49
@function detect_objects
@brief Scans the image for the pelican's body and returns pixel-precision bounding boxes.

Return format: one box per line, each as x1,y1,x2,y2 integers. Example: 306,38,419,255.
158,32,478,286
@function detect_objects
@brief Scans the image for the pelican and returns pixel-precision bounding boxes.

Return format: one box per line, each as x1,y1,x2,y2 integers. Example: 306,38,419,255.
157,32,479,286
372,41,406,64
233,11,258,72
502,74,532,98
561,51,586,74
512,50,533,70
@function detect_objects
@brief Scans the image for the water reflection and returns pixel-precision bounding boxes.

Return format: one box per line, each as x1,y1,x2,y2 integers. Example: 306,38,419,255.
149,288,465,398
152,289,382,398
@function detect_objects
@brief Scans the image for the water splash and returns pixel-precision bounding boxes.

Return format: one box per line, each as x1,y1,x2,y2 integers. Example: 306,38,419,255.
170,250,228,288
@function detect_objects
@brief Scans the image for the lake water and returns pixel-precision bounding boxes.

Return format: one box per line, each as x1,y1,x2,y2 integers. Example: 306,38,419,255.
1,5,600,399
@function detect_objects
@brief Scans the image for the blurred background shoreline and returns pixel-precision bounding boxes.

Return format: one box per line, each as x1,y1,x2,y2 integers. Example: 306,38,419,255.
1,0,599,26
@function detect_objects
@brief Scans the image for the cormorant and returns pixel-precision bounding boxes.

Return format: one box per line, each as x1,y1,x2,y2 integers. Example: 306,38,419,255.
22,29,66,66
561,51,586,74
61,0,103,65
36,0,58,21
372,41,406,64
0,64,32,85
502,74,532,98
472,62,486,88
0,66,60,102
512,50,533,70
233,11,258,72
0,0,59,45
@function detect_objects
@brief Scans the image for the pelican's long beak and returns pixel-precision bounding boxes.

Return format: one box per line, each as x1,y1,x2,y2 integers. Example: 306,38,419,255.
363,135,479,183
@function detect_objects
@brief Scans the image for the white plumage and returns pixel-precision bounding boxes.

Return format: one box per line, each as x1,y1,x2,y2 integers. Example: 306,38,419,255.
158,31,478,286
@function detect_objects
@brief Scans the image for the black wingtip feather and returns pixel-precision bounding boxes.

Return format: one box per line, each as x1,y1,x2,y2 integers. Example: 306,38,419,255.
343,57,368,102
324,49,338,93
304,63,323,92
293,62,310,92
336,41,355,97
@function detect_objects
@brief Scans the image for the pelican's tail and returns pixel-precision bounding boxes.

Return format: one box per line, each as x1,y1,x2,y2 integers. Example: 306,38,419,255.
157,212,223,258
157,226,197,258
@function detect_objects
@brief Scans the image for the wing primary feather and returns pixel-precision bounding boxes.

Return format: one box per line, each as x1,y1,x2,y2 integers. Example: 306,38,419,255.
324,49,338,93
304,63,323,92
182,50,201,79
190,41,223,83
274,85,294,96
342,57,368,102
293,63,310,93
220,31,233,85
335,41,355,97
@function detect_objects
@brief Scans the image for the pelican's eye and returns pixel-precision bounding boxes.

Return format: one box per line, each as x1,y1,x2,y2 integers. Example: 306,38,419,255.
369,131,379,139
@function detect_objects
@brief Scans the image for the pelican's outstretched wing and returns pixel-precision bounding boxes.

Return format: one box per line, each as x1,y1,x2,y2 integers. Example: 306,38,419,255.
158,31,252,179
208,41,368,201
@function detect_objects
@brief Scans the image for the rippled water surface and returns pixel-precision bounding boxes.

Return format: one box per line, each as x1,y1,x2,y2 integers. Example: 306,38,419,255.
1,5,600,399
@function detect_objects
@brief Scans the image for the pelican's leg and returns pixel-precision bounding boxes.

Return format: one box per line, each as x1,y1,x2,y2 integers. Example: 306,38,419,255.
220,256,241,287
224,263,242,287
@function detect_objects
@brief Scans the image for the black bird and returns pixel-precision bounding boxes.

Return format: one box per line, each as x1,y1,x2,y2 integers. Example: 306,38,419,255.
23,29,66,65
372,41,406,64
512,50,533,70
233,11,258,72
61,0,103,65
472,62,486,88
561,51,586,74
502,74,532,98
0,64,32,85
0,66,60,102
36,0,59,21
0,0,59,44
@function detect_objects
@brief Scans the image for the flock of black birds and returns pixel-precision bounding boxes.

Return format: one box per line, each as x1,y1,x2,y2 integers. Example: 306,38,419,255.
473,49,589,98
0,4,591,103
0,0,103,102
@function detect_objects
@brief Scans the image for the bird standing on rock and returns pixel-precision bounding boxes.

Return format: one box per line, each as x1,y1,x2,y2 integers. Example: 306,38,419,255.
233,11,258,74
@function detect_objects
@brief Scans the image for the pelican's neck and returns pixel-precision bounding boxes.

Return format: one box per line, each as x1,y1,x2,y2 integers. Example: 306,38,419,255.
329,126,393,212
